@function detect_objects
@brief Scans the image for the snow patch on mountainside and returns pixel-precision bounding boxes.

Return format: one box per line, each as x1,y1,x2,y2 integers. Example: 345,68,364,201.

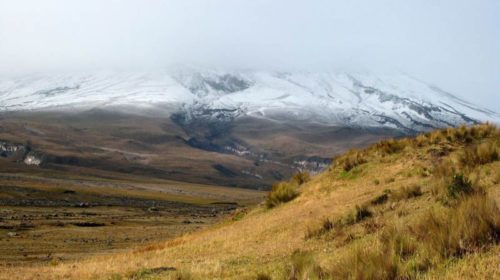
0,69,497,132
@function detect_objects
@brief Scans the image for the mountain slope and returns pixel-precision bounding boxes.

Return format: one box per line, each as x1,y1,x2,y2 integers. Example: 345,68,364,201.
3,124,498,279
1,70,498,133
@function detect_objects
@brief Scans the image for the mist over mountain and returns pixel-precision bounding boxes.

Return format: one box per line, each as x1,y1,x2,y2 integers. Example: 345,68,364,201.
0,69,498,134
1,0,499,109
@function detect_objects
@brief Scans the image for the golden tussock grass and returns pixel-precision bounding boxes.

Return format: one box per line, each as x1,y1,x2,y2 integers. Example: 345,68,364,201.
2,124,499,280
265,172,310,208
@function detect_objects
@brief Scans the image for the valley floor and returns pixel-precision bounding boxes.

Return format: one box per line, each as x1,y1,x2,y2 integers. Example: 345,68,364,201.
0,168,264,267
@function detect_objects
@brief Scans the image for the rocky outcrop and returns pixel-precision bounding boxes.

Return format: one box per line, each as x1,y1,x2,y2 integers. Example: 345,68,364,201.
23,152,43,166
0,141,27,157
0,141,43,166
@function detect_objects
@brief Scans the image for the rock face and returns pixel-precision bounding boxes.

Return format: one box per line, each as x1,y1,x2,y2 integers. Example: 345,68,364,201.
0,141,42,166
0,141,26,157
0,69,497,133
23,153,42,166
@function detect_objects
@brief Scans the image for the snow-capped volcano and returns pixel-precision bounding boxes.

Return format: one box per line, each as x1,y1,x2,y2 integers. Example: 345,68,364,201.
0,69,497,133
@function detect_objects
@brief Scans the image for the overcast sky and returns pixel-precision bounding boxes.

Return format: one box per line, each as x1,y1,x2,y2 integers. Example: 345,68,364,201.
0,0,498,110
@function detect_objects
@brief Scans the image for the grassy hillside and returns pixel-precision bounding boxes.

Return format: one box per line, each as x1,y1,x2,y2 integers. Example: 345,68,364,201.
2,124,498,279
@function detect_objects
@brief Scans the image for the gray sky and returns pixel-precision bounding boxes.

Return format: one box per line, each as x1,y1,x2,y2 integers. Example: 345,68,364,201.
0,0,498,110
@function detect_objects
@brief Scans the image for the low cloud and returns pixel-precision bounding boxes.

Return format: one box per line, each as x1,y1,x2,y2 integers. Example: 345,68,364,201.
0,0,498,109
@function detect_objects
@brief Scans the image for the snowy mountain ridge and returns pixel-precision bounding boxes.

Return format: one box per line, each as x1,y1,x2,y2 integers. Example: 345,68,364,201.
0,69,498,133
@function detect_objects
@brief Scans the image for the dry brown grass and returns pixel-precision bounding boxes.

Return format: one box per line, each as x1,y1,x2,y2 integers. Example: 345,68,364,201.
326,193,499,279
336,149,368,171
373,138,407,155
459,139,498,168
2,124,499,280
391,184,422,201
412,194,499,259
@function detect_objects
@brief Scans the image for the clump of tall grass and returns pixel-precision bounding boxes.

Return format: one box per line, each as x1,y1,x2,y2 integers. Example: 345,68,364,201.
459,140,498,168
370,192,389,205
431,159,482,200
329,244,401,280
291,171,311,185
447,174,475,198
336,149,367,172
411,194,499,258
305,218,335,239
329,194,499,278
391,185,422,201
287,251,326,280
374,138,407,155
265,172,310,208
342,204,372,225
413,123,498,147
305,205,373,239
265,181,299,209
